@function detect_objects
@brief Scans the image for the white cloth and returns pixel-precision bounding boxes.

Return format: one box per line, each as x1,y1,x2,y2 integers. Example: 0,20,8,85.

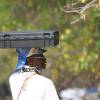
9,71,59,100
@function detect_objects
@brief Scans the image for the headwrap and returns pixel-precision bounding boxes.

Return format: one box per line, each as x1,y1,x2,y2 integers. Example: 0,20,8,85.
16,48,30,69
16,48,46,69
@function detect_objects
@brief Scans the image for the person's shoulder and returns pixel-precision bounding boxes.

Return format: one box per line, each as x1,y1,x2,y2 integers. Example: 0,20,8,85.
34,74,53,84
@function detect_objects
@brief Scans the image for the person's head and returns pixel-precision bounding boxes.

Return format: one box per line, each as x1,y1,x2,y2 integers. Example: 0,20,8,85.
26,52,46,70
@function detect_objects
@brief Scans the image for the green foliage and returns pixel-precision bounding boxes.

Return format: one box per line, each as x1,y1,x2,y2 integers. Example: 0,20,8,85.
0,0,99,88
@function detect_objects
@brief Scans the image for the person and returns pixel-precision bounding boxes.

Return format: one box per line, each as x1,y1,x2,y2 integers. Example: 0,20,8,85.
9,48,60,100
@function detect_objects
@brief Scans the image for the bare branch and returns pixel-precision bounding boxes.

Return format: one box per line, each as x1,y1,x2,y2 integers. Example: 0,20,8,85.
71,15,86,24
61,7,80,14
61,0,99,24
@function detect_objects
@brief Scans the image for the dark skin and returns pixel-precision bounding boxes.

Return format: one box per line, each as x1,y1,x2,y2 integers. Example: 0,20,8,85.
26,55,46,69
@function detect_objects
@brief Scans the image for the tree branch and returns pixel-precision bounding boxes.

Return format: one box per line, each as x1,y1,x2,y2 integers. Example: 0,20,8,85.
61,0,99,24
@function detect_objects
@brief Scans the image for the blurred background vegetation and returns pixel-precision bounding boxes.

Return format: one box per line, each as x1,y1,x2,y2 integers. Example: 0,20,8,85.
0,0,100,99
